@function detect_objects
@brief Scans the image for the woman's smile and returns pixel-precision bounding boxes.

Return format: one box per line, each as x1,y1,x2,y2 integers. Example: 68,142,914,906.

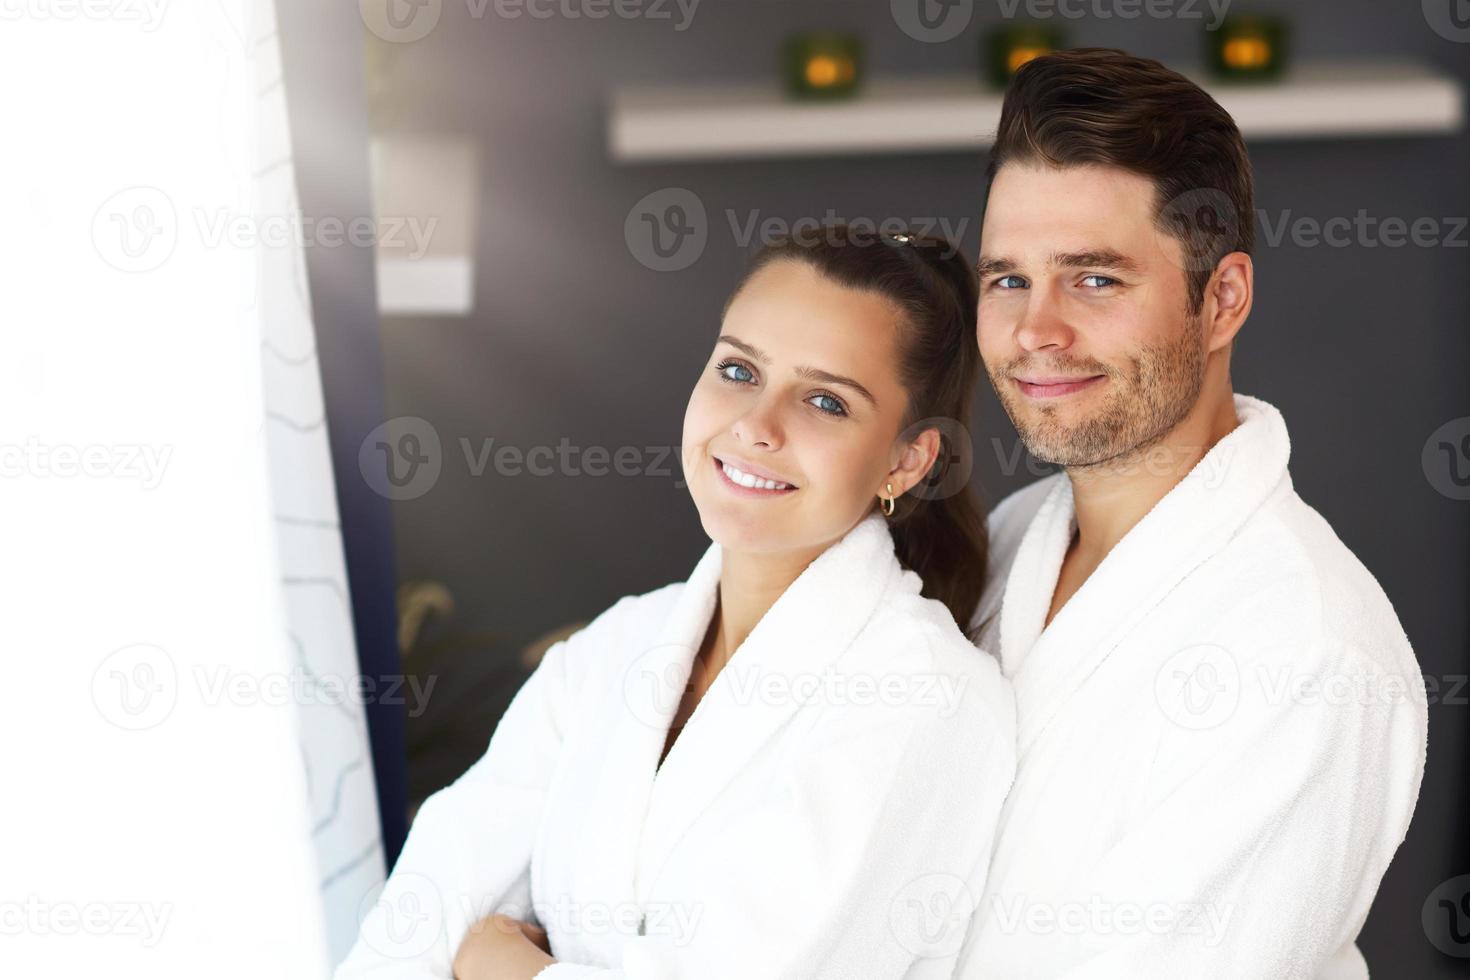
713,453,799,497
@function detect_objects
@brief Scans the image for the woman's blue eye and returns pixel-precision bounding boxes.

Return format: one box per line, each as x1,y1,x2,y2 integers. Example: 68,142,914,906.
713,359,845,416
809,393,846,416
715,360,754,384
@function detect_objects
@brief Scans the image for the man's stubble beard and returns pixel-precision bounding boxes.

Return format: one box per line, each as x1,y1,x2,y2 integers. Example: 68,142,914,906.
988,314,1209,469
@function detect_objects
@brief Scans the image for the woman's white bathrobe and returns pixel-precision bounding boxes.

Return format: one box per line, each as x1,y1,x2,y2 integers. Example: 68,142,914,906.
956,395,1427,979
335,511,1016,980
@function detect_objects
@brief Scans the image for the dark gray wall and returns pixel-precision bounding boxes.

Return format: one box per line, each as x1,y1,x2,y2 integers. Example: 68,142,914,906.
369,1,1468,973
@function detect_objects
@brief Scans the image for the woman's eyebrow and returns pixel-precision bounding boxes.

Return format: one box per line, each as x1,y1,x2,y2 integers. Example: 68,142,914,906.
717,335,878,408
717,334,770,362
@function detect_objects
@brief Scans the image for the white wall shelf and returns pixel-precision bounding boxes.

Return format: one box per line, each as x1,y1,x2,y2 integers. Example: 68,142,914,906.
608,59,1465,164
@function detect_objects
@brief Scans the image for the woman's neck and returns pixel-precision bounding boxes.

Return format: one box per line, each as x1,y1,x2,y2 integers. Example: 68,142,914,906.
707,542,827,672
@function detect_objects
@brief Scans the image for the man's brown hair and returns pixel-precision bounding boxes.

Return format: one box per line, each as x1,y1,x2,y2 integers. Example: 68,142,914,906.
984,47,1255,316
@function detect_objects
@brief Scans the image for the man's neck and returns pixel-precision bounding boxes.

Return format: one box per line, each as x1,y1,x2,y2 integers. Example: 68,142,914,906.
1065,381,1241,575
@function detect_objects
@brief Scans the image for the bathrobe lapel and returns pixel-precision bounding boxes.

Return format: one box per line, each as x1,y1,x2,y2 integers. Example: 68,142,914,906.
630,512,900,907
1000,395,1292,757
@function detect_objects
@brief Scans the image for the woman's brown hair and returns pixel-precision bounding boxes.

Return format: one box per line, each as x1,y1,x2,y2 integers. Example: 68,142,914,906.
726,224,988,635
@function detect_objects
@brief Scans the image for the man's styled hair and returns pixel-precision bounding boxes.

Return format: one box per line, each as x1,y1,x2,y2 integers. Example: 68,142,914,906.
984,47,1255,316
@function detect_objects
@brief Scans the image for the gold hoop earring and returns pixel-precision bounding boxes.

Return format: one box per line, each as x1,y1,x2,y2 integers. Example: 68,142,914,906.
880,481,895,517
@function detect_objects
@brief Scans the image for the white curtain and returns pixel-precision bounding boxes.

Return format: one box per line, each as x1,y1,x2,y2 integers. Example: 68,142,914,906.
1,1,382,975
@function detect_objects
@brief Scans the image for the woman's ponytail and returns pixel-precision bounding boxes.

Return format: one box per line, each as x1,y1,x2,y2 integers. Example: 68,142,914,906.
882,235,988,637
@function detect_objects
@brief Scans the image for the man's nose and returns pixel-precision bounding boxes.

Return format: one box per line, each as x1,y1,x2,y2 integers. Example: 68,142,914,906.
1013,283,1075,353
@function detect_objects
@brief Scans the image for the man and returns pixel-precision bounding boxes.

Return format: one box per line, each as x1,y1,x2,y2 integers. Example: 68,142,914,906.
957,48,1426,978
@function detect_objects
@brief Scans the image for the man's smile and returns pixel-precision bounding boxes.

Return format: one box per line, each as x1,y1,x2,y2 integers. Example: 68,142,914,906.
1011,374,1107,399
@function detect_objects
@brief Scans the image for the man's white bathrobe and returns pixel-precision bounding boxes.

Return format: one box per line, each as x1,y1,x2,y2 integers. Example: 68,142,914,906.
335,511,1015,980
957,394,1427,979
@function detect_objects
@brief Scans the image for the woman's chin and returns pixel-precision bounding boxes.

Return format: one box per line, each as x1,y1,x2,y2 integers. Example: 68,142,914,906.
696,505,791,555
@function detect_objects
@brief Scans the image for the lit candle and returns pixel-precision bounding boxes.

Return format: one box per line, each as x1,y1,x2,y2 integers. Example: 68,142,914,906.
985,25,1065,89
1209,14,1288,80
783,32,864,100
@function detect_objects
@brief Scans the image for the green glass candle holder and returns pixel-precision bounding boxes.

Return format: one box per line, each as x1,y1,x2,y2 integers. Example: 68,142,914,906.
1208,14,1289,81
984,24,1064,89
783,32,864,100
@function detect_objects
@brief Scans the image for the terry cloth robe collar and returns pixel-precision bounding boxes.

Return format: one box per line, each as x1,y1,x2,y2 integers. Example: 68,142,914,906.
998,393,1291,757
605,511,908,910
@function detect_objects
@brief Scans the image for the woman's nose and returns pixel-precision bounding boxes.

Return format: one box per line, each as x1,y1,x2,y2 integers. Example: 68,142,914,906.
730,398,784,450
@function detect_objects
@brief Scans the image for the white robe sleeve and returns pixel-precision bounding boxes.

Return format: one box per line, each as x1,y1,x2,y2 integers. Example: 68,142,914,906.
333,597,624,979
1042,643,1423,979
536,644,1017,980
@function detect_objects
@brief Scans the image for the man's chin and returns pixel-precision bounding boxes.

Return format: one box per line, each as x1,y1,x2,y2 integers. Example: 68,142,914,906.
1015,426,1111,469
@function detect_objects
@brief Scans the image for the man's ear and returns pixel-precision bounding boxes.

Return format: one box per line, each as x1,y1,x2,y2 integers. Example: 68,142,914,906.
1203,251,1253,353
886,426,943,497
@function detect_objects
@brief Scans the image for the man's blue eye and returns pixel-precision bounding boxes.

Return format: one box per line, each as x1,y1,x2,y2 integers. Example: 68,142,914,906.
994,275,1024,289
1082,275,1117,288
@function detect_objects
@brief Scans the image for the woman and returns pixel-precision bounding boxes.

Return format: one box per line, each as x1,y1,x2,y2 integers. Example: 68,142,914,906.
335,225,1016,980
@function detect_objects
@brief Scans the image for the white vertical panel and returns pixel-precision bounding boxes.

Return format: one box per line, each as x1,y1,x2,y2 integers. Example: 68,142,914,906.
0,0,375,976
251,0,387,964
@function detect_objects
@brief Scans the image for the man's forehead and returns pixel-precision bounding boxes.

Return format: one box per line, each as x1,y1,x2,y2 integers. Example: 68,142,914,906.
984,162,1157,229
990,159,1156,197
980,166,1162,268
